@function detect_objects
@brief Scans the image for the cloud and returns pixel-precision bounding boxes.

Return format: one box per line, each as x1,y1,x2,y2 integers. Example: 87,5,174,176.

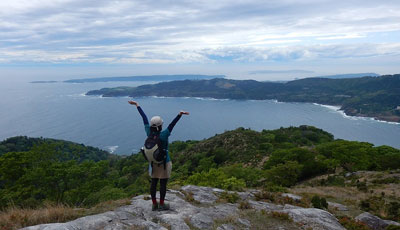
0,0,400,65
2,43,399,65
249,70,315,75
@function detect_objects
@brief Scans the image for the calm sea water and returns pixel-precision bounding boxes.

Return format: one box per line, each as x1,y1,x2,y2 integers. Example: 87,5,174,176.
0,80,399,154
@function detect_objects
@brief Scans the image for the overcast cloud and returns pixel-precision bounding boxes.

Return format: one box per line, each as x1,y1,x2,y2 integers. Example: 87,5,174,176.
1,0,400,79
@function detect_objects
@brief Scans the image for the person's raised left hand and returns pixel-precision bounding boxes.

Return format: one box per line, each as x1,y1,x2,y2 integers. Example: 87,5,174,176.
128,101,139,107
179,111,190,115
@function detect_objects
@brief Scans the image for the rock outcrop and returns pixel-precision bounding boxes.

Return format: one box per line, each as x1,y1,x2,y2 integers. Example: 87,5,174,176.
327,202,348,211
23,185,347,230
355,212,400,230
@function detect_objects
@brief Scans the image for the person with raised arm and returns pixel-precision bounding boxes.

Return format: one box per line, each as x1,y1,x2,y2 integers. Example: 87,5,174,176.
128,100,189,211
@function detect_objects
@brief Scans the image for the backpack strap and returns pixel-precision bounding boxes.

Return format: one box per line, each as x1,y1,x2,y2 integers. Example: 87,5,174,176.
141,147,148,161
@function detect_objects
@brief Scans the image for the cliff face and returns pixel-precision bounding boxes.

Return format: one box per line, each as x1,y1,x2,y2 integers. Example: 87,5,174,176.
22,185,351,230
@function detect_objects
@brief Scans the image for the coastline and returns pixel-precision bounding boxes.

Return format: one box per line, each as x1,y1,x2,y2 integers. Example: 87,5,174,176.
87,92,400,125
312,103,400,125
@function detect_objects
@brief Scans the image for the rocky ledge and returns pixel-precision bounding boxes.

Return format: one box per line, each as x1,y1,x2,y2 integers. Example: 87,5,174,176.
22,185,399,230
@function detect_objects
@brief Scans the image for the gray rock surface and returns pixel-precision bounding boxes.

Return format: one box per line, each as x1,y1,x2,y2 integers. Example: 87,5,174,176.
327,201,349,211
237,218,251,228
217,224,236,230
22,185,346,230
282,208,346,230
355,212,400,230
190,212,214,229
281,193,302,201
181,185,221,204
248,200,283,211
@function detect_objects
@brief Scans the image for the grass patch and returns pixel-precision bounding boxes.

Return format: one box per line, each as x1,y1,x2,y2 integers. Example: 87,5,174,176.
270,211,292,221
239,210,301,230
238,201,252,210
212,215,237,229
217,192,240,204
0,204,84,230
181,190,200,205
254,190,310,208
254,190,276,202
338,216,371,230
0,199,131,230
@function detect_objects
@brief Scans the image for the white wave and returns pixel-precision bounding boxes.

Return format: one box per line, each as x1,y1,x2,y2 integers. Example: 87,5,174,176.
192,97,229,101
269,99,285,104
105,145,118,153
65,93,86,98
150,96,167,99
148,95,229,101
313,103,399,125
313,103,341,111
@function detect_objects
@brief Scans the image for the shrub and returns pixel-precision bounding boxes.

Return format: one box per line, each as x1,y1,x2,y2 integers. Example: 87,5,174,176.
196,156,216,173
254,191,276,202
360,200,371,211
265,161,302,187
221,164,264,187
371,177,400,185
264,184,287,193
221,177,246,191
83,186,127,206
311,195,328,209
319,175,345,186
218,191,240,203
239,201,252,210
185,168,246,191
359,196,385,214
356,181,368,192
270,211,292,221
387,202,400,220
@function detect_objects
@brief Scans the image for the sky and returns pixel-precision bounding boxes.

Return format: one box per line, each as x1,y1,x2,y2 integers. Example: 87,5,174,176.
1,0,400,81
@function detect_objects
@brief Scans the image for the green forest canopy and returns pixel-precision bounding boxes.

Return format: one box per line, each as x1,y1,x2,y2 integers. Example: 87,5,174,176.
1,126,400,209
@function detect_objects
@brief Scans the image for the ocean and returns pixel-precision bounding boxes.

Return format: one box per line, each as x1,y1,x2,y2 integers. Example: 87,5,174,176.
0,80,399,154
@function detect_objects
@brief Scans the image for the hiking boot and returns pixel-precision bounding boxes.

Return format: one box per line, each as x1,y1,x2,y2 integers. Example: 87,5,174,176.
158,203,170,211
152,203,158,211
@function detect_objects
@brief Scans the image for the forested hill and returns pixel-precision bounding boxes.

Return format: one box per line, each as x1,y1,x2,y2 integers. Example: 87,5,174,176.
1,126,400,227
0,136,112,162
87,74,400,122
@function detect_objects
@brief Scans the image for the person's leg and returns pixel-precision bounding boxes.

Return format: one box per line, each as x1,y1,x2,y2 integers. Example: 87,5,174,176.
159,178,168,207
150,178,159,209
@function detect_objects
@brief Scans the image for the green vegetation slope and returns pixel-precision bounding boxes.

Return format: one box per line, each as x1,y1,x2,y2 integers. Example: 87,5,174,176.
1,126,400,213
0,136,111,162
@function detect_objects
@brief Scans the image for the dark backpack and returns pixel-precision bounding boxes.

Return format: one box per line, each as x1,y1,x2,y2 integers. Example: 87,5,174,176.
141,134,167,168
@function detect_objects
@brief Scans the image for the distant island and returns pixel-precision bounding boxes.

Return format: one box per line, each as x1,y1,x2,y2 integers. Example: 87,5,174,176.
30,80,58,83
63,74,225,83
87,74,400,123
312,73,380,79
